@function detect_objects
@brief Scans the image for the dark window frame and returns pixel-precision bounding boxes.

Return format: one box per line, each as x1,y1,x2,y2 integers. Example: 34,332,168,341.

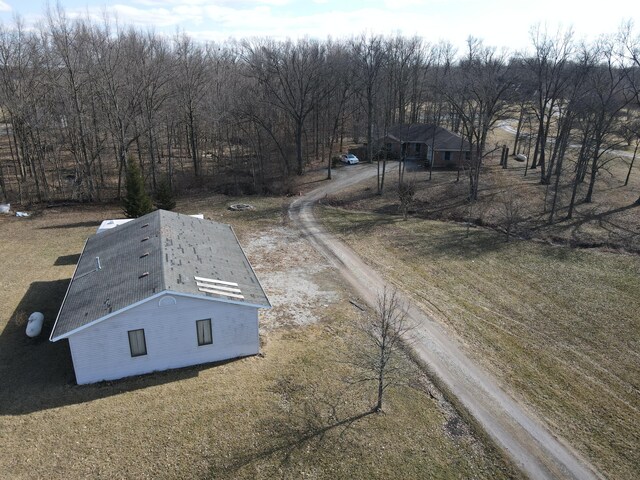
444,151,452,161
128,329,147,357
196,318,213,346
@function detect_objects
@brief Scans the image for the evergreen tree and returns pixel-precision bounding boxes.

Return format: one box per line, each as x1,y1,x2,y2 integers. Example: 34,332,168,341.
154,176,176,210
123,161,154,218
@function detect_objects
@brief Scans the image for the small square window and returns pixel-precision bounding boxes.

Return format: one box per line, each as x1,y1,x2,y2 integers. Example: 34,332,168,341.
444,151,451,161
196,319,213,346
128,329,147,357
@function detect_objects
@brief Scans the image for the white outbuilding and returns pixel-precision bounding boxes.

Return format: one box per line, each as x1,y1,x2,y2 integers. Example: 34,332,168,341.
50,210,270,385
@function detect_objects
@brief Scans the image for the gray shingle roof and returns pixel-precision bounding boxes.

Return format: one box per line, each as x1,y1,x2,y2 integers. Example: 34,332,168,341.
50,210,270,341
385,124,471,151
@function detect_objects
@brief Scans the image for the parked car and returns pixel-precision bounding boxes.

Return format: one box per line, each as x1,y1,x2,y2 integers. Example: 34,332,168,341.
340,153,360,165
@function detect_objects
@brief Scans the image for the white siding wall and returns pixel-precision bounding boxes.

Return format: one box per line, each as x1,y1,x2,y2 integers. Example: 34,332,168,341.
68,294,259,384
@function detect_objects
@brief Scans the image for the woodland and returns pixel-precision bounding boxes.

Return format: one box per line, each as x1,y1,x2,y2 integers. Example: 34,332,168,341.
0,8,639,225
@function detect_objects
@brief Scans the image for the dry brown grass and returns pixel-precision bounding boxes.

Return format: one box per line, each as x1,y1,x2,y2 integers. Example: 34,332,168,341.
324,142,640,252
0,198,517,479
320,206,640,480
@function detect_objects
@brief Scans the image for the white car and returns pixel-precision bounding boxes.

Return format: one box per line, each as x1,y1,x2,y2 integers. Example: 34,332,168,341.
340,153,359,165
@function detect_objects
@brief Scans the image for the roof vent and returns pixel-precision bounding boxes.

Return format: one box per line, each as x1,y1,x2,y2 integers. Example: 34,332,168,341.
139,272,149,278
141,236,150,242
141,223,149,228
140,252,149,258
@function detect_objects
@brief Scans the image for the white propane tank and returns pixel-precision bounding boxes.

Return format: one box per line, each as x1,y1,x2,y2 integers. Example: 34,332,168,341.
26,312,44,338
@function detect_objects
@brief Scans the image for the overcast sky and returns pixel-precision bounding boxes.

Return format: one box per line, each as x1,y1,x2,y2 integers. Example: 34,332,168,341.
0,0,636,53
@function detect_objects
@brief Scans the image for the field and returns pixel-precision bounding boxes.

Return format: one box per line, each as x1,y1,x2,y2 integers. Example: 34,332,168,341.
319,200,640,480
0,197,517,479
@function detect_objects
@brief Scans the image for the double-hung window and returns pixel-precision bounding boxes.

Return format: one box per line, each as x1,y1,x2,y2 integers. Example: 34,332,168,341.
128,329,147,357
196,319,213,346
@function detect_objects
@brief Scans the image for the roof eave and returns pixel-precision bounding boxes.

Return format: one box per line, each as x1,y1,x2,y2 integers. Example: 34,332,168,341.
49,238,89,342
49,289,270,342
168,290,271,310
228,224,272,309
50,291,166,342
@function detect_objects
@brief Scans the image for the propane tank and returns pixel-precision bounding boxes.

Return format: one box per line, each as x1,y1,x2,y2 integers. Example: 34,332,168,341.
26,312,44,338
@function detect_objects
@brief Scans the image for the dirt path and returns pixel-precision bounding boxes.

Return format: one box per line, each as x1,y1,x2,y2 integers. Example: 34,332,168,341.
290,164,602,480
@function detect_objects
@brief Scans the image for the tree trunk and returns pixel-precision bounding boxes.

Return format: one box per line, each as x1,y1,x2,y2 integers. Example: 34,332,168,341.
296,121,304,175
0,161,6,202
513,106,525,154
188,110,199,177
530,125,542,170
584,146,601,203
549,137,567,224
624,141,638,186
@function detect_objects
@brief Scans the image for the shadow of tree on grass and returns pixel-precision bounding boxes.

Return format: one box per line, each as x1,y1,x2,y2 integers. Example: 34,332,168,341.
39,220,100,230
217,375,374,477
54,253,81,266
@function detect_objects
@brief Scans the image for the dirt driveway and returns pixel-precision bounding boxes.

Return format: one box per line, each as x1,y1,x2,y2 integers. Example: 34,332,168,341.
290,163,602,480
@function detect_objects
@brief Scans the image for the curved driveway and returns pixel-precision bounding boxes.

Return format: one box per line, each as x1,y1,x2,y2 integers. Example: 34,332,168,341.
290,164,602,480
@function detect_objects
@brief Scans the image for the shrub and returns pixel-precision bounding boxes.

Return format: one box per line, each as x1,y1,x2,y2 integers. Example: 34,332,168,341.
155,176,176,211
122,160,154,218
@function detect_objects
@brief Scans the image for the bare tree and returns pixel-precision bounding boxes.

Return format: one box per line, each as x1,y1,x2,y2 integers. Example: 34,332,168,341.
173,34,210,177
622,22,640,203
580,36,633,204
497,183,524,241
242,38,328,175
351,287,414,412
621,121,640,187
398,177,416,220
548,46,595,222
323,41,354,180
442,37,514,201
351,34,387,165
521,25,574,182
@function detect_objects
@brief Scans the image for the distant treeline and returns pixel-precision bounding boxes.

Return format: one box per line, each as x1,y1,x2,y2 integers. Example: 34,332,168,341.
0,7,639,215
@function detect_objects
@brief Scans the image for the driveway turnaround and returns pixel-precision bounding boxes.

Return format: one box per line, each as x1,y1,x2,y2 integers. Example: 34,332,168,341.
290,164,602,480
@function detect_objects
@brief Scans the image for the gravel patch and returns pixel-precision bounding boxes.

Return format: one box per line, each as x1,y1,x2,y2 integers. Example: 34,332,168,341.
244,226,339,330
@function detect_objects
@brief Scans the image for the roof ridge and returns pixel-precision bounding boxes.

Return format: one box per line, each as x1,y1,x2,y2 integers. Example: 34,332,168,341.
158,210,169,293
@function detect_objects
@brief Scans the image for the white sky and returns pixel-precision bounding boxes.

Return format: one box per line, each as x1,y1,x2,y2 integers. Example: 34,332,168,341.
0,0,637,53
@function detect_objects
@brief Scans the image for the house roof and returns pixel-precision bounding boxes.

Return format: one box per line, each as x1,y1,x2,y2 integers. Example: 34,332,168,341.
384,124,470,151
50,210,270,341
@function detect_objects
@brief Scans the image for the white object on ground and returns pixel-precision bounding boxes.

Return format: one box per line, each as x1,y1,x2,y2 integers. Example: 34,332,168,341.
26,312,44,337
16,212,30,217
96,219,132,234
0,203,9,213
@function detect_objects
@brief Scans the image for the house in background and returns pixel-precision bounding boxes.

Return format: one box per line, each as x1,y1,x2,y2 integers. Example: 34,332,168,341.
379,124,471,168
50,210,270,385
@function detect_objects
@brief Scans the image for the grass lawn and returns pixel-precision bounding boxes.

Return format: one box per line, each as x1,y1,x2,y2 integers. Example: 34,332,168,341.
320,206,640,480
0,198,516,479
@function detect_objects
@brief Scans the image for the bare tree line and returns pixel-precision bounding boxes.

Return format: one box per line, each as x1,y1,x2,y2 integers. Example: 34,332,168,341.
0,8,639,216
